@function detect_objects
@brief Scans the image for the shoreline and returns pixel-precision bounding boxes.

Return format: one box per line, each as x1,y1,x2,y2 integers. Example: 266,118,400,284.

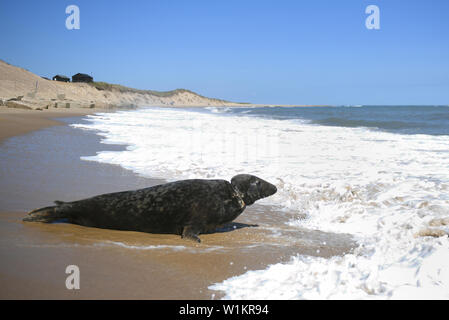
0,104,329,145
0,108,102,144
0,108,355,299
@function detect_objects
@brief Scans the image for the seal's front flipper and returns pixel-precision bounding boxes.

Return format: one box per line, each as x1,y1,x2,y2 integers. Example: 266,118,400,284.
182,226,201,243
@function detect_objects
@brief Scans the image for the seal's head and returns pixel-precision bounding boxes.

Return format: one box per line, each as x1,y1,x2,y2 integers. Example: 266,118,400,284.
231,174,277,206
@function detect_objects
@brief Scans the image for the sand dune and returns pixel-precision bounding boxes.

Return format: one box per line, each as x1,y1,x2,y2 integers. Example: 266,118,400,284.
0,60,242,110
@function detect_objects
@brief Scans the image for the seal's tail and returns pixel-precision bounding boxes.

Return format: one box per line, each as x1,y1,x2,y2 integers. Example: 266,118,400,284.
23,201,68,223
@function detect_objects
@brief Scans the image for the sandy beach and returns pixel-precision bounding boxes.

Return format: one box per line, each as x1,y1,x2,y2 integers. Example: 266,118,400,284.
0,109,355,299
0,108,98,143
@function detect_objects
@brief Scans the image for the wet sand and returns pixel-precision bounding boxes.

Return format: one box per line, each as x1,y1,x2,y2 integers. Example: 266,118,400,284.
0,111,356,299
0,108,98,143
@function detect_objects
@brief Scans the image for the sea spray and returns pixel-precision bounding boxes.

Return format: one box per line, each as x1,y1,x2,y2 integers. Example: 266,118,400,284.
72,106,449,299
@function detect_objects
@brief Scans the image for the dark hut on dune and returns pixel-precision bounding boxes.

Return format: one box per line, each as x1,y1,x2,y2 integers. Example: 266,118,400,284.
72,73,93,83
52,75,70,82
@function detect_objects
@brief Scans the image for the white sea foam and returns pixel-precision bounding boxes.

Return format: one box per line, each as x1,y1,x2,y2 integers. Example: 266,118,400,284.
95,240,224,252
206,106,232,114
95,241,187,251
72,107,449,299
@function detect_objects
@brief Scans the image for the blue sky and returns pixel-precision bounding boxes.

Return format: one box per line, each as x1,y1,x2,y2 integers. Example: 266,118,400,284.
1,0,448,105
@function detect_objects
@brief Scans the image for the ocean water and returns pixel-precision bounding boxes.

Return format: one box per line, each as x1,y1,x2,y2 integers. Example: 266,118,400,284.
72,105,449,299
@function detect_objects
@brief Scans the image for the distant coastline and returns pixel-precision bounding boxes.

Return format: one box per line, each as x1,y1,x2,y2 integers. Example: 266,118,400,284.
0,59,337,112
0,59,245,111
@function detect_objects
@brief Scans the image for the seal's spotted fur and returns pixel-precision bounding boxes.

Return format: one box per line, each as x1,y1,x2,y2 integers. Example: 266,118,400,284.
24,174,277,242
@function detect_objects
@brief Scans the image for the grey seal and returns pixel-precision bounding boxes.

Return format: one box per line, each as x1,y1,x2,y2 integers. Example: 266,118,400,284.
23,174,277,242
